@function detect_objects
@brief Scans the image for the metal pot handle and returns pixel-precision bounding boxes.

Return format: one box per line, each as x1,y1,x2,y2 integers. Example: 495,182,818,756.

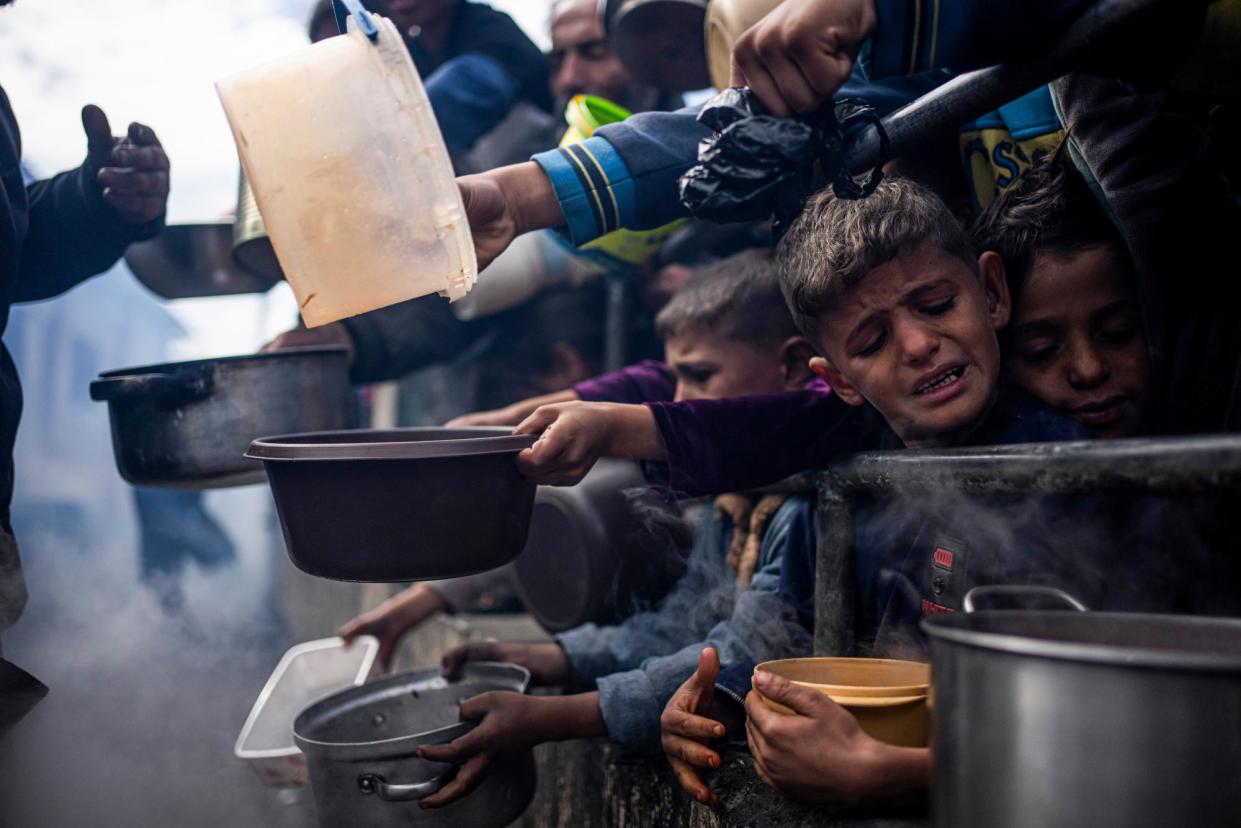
963,585,1088,614
357,770,451,802
89,371,214,407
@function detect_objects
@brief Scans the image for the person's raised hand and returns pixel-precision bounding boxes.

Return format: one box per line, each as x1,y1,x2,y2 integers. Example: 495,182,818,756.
745,669,927,806
260,322,355,363
82,104,170,225
660,647,726,805
729,0,878,117
440,641,572,686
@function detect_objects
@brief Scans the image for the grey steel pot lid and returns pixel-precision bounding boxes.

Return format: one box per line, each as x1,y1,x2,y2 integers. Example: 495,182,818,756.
97,346,351,378
247,427,537,462
293,663,530,759
923,610,1241,672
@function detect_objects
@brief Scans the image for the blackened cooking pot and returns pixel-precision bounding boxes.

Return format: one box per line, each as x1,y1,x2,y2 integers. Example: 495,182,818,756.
246,428,537,582
512,459,687,632
293,662,535,828
923,586,1241,828
91,348,356,488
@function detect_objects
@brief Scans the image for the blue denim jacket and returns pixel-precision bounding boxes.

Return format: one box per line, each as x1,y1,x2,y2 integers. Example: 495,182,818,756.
556,495,816,753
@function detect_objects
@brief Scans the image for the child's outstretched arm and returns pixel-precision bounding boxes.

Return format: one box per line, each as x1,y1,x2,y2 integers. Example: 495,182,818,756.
745,670,929,806
513,401,665,486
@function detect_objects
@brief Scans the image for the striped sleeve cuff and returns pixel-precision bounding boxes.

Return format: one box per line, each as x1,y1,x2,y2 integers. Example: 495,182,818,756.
532,136,637,246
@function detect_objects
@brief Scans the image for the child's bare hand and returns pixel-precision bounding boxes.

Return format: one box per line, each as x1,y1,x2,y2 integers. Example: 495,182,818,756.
416,692,549,808
729,0,877,117
746,669,927,805
513,401,663,485
440,641,572,686
339,584,446,671
661,648,725,805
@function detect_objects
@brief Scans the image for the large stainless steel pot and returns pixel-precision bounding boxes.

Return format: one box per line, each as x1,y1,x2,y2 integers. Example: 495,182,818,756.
90,347,356,488
923,586,1241,828
293,663,535,828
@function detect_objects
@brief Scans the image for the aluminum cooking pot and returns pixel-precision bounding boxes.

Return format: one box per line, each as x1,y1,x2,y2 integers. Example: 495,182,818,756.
923,586,1241,828
91,347,356,488
293,663,535,828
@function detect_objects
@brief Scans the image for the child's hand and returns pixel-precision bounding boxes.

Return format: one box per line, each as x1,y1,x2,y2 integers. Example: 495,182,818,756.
440,641,572,686
513,401,663,486
416,692,549,808
660,648,726,805
745,670,929,805
339,584,447,671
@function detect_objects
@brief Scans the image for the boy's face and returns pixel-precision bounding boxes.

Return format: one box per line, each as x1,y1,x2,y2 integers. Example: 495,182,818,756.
1008,246,1150,438
664,325,804,403
811,240,1010,446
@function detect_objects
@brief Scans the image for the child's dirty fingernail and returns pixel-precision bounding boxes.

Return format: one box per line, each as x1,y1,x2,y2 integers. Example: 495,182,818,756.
713,724,725,737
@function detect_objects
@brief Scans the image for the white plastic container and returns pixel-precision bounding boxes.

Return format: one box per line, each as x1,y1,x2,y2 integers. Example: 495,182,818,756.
216,14,476,327
234,636,379,788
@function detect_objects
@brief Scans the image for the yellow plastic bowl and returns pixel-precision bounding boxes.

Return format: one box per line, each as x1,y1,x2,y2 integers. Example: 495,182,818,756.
753,658,931,747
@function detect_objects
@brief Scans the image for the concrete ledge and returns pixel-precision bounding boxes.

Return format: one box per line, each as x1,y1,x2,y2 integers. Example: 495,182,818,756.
520,739,928,828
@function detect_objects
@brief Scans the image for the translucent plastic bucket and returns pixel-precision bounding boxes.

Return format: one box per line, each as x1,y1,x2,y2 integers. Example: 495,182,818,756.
216,14,476,327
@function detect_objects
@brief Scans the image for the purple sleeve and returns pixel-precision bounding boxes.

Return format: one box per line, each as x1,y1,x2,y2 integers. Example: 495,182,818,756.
645,380,874,496
573,360,676,405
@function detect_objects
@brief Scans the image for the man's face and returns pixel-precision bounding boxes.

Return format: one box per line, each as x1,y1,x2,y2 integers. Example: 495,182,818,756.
550,1,638,112
664,325,790,403
813,240,1010,447
1008,246,1150,438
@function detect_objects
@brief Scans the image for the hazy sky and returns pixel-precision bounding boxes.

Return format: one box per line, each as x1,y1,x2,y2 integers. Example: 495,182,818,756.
0,0,551,221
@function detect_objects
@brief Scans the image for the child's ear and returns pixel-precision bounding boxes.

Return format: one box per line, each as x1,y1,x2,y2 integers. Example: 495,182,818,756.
977,251,1012,330
809,356,866,407
778,337,818,390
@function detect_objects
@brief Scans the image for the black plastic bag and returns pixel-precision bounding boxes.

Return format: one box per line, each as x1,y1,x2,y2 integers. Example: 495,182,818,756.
679,88,887,235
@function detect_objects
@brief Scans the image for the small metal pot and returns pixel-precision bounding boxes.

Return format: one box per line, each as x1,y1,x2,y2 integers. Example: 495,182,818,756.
924,586,1241,828
90,348,356,488
293,663,536,828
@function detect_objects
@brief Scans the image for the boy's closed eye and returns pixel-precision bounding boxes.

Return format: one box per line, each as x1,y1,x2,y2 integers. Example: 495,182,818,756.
672,362,718,387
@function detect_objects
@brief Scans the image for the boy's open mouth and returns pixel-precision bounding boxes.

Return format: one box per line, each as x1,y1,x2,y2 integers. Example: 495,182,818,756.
914,365,966,396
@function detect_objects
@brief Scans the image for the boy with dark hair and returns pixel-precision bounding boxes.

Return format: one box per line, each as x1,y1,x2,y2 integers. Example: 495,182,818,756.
973,148,1152,439
655,177,1092,807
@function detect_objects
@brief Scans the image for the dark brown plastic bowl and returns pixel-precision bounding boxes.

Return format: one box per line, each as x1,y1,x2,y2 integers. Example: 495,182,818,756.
246,428,537,582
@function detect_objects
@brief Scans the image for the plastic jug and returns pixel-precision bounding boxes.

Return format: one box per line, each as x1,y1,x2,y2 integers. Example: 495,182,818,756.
705,0,783,90
216,9,475,327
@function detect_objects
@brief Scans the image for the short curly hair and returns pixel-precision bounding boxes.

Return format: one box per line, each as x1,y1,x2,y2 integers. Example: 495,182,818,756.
776,178,975,340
